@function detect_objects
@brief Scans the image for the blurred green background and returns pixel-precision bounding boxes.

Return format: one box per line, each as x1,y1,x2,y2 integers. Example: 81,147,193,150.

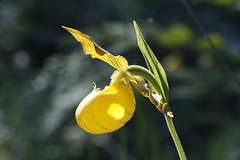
1,0,240,159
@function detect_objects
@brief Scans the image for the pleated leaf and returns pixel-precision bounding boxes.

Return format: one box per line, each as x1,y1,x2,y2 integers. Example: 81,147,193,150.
133,21,169,102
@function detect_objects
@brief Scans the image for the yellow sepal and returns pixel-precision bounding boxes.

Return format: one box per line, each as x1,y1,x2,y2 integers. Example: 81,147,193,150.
75,77,135,134
62,26,128,71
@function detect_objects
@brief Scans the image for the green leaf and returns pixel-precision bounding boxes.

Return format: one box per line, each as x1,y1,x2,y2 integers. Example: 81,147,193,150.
133,21,169,103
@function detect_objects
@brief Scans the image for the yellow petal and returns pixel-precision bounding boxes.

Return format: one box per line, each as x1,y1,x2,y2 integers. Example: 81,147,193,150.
75,79,135,134
62,26,128,71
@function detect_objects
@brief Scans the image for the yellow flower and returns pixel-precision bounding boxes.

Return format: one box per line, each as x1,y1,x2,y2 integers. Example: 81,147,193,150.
62,26,144,134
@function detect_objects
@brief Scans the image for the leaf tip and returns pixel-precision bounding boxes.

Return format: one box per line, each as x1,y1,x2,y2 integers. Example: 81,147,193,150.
133,20,139,30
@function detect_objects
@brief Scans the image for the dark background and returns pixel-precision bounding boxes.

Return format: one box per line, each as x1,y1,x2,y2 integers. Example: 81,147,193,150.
1,0,240,159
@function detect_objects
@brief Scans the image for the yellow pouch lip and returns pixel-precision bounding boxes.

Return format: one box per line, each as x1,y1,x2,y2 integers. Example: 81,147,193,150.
75,79,135,134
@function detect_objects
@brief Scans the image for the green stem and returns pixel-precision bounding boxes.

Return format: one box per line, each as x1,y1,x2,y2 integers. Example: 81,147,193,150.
165,116,186,160
127,65,187,160
127,65,164,102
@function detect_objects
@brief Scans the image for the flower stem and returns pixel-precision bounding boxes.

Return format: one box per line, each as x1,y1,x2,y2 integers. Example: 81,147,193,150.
165,115,186,160
127,65,163,100
127,65,187,160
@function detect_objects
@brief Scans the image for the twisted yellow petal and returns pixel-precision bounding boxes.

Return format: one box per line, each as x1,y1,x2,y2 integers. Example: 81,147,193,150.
62,26,128,71
75,77,135,134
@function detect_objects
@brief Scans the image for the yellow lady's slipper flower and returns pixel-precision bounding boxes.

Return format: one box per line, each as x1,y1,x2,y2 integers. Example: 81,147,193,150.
62,24,183,160
62,26,142,134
